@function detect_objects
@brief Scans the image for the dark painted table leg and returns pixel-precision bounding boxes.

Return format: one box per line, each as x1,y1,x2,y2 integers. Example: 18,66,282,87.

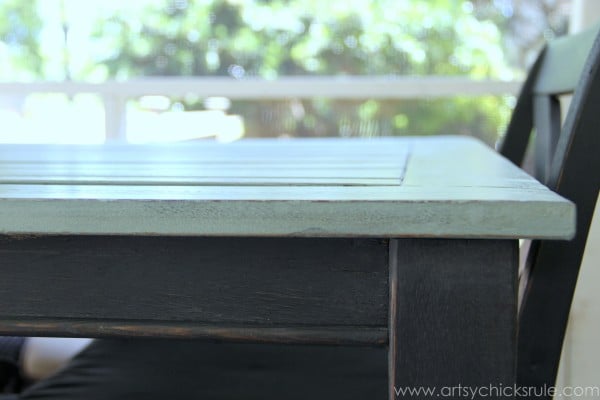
388,239,518,399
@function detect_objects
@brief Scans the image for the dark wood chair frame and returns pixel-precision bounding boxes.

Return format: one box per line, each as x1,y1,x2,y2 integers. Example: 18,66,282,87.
500,23,600,396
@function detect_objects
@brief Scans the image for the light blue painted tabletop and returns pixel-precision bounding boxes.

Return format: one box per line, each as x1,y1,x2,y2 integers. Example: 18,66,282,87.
0,136,575,239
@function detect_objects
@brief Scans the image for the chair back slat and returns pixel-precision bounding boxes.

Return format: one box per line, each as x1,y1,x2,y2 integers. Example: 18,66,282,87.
500,23,600,397
499,50,545,166
533,94,561,183
534,24,599,95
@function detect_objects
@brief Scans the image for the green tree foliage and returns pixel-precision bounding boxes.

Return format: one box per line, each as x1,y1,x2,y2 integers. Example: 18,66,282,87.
3,0,538,143
0,0,42,79
92,0,514,78
88,0,516,143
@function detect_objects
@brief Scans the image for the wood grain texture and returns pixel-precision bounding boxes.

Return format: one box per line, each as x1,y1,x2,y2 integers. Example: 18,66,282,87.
0,236,388,329
0,319,387,345
0,137,574,239
388,239,518,399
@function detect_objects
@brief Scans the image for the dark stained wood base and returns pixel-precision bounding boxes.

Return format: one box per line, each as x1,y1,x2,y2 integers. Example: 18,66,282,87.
0,236,388,342
388,239,518,399
1,235,519,398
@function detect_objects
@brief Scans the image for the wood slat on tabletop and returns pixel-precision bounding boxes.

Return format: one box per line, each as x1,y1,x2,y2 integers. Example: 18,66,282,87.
0,136,575,239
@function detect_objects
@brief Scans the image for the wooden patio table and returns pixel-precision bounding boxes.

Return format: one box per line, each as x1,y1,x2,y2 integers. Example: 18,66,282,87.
0,136,574,399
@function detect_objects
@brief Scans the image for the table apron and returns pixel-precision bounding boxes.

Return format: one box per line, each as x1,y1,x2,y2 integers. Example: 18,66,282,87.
0,236,517,356
0,235,389,345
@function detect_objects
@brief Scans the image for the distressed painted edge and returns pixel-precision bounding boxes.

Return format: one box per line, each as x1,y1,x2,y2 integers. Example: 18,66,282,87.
0,318,388,346
0,197,575,239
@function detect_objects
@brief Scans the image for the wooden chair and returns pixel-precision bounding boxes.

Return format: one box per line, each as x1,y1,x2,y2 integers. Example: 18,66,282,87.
500,23,600,396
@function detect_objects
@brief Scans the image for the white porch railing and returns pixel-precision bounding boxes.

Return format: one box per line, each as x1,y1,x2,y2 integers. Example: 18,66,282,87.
0,76,522,142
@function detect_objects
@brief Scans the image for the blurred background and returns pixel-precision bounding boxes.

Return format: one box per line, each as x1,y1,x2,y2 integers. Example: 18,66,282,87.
0,0,571,145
